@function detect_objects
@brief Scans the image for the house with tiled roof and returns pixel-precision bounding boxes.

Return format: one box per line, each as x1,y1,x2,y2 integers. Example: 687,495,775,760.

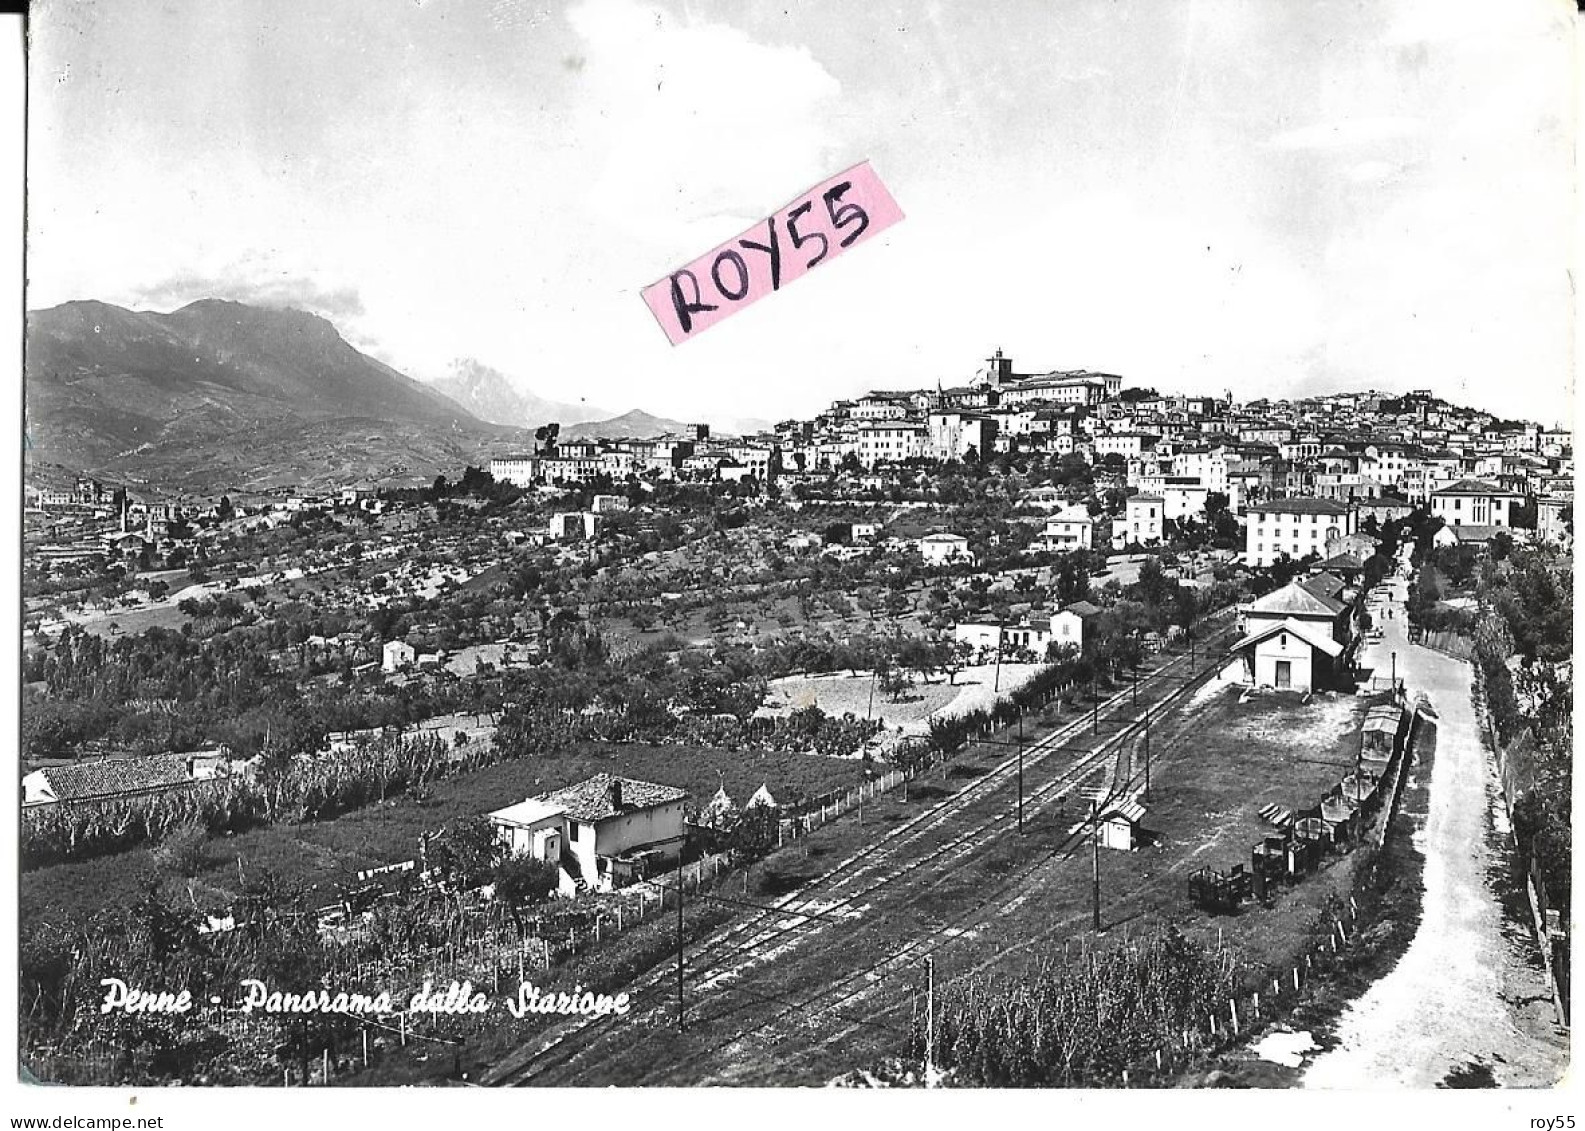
22,750,226,808
488,773,688,894
1429,478,1524,529
1431,523,1523,549
1231,578,1357,692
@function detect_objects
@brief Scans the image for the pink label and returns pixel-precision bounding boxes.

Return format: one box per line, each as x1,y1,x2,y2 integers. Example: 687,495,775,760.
641,160,904,344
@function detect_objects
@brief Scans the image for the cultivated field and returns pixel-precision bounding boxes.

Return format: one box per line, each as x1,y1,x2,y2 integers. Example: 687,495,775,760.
756,662,1049,734
20,741,862,927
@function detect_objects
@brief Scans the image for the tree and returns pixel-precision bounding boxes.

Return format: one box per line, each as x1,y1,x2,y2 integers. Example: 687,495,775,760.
942,640,973,685
429,816,503,889
492,855,559,925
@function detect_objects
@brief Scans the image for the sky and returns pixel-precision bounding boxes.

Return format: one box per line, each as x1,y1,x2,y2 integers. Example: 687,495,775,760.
27,0,1577,428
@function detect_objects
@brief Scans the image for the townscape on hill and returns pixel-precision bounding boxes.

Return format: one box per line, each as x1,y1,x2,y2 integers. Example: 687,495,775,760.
20,336,1573,1089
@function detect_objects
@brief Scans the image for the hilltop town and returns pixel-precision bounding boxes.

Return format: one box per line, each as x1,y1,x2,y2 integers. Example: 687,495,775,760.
20,347,1572,1089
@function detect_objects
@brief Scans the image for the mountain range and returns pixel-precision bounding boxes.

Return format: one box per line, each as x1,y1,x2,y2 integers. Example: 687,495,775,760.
24,299,769,492
428,358,612,428
24,299,526,492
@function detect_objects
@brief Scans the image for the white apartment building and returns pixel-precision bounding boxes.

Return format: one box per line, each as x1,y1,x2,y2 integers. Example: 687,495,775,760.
1124,495,1164,545
1093,432,1157,460
599,450,636,479
855,422,926,468
489,456,538,488
1243,498,1352,568
1430,479,1524,528
726,443,780,479
1173,447,1231,496
852,394,911,421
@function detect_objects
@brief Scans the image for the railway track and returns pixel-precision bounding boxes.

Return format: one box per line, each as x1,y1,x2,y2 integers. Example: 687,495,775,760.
485,615,1239,1086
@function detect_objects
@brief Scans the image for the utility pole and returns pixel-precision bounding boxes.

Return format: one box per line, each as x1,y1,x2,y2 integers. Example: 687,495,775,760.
1092,671,1099,735
1391,650,1397,697
1017,712,1025,834
675,853,685,1031
1132,662,1138,706
1143,706,1152,802
1091,799,1102,932
924,956,936,1086
1189,629,1195,673
993,623,1004,693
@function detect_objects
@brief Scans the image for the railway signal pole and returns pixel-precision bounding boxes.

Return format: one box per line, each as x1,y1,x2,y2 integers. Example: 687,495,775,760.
1091,799,1102,932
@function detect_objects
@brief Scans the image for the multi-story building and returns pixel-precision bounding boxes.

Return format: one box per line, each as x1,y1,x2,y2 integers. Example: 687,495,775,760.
851,392,913,421
1036,504,1095,551
927,411,998,462
854,422,926,468
538,455,602,484
1123,495,1164,545
725,443,781,480
1243,498,1352,568
1093,432,1158,460
489,456,538,487
1430,479,1524,528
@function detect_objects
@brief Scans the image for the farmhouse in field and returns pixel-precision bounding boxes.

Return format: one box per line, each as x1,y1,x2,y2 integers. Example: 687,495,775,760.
22,749,227,808
489,774,688,895
1231,577,1357,693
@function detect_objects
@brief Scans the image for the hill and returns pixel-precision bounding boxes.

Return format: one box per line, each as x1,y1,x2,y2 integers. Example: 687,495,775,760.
563,409,693,441
25,299,531,490
428,358,610,428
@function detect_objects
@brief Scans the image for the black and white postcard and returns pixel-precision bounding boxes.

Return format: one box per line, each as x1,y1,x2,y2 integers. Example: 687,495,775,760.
11,0,1578,1122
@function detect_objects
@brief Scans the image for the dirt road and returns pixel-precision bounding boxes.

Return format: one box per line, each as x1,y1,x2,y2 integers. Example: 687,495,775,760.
1303,576,1568,1088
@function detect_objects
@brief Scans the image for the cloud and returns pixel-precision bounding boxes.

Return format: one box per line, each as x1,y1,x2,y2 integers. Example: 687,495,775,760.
129,270,366,320
1345,160,1403,185
1268,116,1420,151
565,0,844,261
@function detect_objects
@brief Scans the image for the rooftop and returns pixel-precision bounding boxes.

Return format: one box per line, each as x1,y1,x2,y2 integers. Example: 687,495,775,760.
1233,616,1345,658
1247,578,1348,618
35,752,196,802
539,774,689,823
1432,478,1517,496
488,798,567,828
1248,497,1350,516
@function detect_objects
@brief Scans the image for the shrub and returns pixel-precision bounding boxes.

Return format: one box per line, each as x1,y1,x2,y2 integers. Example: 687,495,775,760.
152,820,209,878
